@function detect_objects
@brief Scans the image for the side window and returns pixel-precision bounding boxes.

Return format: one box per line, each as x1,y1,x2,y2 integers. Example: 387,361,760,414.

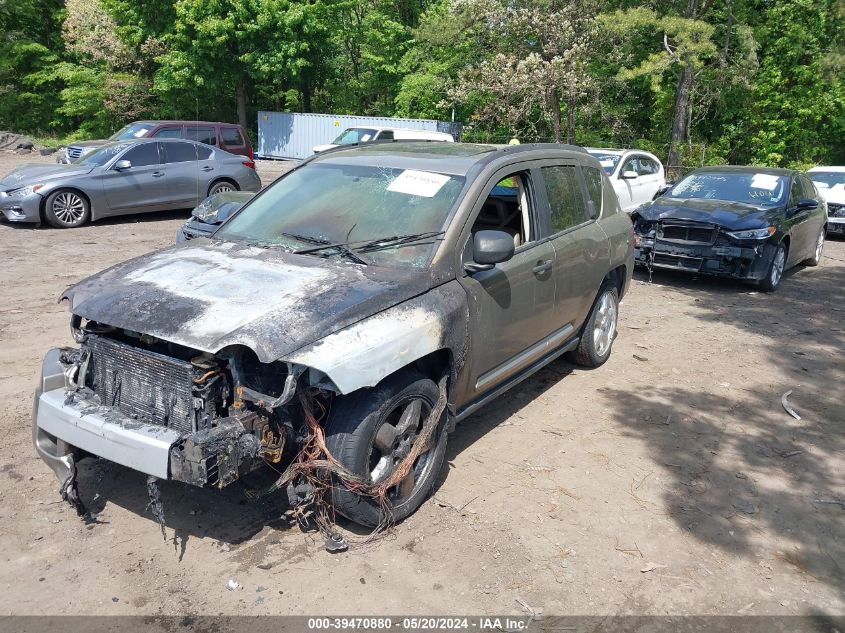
163,141,198,163
788,177,802,208
196,145,213,160
220,127,244,146
637,157,657,175
542,165,588,233
121,143,159,167
377,130,394,141
152,127,183,139
185,126,217,146
799,175,817,199
583,166,604,218
620,157,638,177
469,171,533,251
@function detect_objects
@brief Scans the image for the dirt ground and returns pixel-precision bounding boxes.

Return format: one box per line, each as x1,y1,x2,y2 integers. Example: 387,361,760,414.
0,150,842,618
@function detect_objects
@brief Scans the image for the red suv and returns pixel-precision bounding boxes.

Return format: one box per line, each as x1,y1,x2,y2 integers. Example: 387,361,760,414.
58,121,254,164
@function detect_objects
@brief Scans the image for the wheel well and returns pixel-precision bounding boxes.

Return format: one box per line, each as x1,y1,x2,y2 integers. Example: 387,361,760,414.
604,264,627,298
412,349,454,385
39,187,91,223
209,178,239,195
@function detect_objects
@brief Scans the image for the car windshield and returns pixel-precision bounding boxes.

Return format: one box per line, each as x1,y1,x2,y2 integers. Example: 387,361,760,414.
75,142,133,167
668,171,788,206
109,123,155,141
809,171,845,188
332,128,378,145
216,163,465,268
587,151,621,175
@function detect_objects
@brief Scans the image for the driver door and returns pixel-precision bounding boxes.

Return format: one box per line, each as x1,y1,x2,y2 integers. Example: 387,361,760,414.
459,165,559,399
101,142,167,214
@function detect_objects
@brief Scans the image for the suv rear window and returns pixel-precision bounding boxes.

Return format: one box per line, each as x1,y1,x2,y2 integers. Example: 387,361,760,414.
186,126,216,146
221,127,245,146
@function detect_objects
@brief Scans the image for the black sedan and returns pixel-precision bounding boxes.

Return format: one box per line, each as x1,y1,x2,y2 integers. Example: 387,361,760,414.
176,191,254,242
631,166,827,291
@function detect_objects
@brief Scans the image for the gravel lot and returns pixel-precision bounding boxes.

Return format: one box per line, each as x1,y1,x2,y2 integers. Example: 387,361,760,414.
0,150,842,617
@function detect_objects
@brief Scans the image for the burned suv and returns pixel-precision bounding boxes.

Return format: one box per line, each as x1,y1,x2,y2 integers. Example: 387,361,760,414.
33,143,633,530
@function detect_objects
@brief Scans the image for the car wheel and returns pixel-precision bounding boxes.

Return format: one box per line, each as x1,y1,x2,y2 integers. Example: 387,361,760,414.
568,282,619,368
43,189,90,228
802,229,825,266
207,180,237,196
323,370,448,528
760,242,787,292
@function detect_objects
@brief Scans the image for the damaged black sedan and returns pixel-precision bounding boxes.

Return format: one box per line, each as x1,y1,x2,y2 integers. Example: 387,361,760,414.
33,142,633,537
632,166,827,291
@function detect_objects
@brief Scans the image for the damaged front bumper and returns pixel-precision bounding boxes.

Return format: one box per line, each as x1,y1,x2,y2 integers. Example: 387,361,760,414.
0,190,42,223
634,224,773,281
32,347,260,488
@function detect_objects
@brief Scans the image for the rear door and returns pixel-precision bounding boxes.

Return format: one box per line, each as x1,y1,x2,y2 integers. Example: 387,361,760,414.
101,142,166,213
459,162,559,398
185,125,218,148
540,163,610,330
161,141,204,207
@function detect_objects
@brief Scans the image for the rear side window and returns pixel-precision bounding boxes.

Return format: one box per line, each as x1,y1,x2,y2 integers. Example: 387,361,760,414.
583,166,604,217
542,166,588,233
122,143,159,167
186,126,217,146
196,145,213,160
163,142,198,163
799,175,817,198
637,157,659,175
221,127,244,146
152,127,183,139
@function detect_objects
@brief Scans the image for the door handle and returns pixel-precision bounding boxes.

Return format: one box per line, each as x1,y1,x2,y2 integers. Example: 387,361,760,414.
151,171,164,178
201,166,214,172
533,260,553,274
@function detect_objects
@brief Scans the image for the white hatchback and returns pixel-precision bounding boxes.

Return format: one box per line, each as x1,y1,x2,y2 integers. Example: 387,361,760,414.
587,148,667,213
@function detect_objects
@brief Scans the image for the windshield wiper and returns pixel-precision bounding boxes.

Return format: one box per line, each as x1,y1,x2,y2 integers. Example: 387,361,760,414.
280,231,332,246
357,231,446,253
293,237,370,266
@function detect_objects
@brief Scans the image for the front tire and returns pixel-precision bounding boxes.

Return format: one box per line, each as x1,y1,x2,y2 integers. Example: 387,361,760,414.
759,242,787,292
43,189,90,228
323,370,448,528
568,282,619,368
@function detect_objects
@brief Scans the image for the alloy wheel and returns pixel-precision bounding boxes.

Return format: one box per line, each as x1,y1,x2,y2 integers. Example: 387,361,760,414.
815,231,825,262
771,247,786,286
592,290,618,358
52,192,86,225
369,397,435,503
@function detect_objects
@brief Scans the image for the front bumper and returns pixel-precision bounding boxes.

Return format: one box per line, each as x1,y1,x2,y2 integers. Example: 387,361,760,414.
635,237,772,280
176,220,216,243
0,191,43,223
827,217,845,234
33,349,182,480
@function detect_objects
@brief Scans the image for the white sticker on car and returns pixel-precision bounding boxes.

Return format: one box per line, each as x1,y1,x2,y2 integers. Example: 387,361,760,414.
387,170,451,197
751,174,779,190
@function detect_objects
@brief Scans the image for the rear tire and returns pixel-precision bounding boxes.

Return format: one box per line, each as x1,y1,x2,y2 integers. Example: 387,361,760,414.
759,242,787,292
568,282,619,368
207,180,237,197
323,370,448,528
802,229,825,266
43,189,90,228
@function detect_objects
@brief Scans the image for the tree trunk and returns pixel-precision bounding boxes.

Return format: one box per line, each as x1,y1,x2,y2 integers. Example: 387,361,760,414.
300,81,312,112
550,88,562,143
566,92,576,144
236,80,247,130
667,62,694,180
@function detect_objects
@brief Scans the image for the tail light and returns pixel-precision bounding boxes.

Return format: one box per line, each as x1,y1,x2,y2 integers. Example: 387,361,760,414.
248,146,254,160
243,160,255,169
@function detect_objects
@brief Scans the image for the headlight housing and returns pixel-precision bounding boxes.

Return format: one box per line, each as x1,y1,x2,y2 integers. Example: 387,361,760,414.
191,199,219,223
7,183,44,197
726,226,776,240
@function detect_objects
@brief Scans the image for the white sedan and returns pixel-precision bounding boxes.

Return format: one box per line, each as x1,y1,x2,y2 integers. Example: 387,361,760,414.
586,148,667,212
807,166,845,236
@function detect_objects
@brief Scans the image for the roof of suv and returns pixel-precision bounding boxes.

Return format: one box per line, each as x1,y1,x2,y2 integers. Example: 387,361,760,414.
135,120,242,126
309,141,591,176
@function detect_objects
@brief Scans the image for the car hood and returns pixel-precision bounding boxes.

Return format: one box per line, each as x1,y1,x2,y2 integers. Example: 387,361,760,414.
0,164,94,189
816,185,845,205
634,197,778,230
61,240,431,363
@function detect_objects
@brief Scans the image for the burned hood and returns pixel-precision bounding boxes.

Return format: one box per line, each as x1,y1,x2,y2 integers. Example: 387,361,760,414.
0,163,94,189
635,197,778,230
61,240,431,362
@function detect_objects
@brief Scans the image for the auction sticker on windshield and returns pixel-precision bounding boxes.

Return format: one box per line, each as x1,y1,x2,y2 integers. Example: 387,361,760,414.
388,170,451,197
751,173,780,190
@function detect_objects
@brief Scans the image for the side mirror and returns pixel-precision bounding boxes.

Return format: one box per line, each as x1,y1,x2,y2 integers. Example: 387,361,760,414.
797,198,818,210
465,230,515,273
620,170,638,180
653,184,672,200
114,159,132,171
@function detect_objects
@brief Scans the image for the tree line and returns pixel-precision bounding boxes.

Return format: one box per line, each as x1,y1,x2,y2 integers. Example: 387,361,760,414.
1,0,842,171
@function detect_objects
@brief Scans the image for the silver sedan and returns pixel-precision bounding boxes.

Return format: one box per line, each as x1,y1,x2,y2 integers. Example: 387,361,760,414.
0,138,261,228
